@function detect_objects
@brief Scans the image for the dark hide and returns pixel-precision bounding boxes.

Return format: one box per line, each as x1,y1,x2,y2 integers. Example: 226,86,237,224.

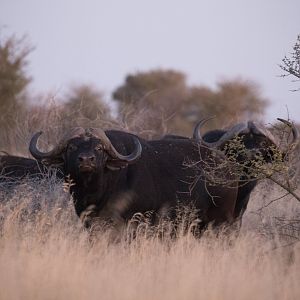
202,127,276,223
0,154,63,184
165,124,282,227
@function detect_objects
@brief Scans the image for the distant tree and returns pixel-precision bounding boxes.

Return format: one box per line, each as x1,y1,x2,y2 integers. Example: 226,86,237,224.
113,69,187,108
112,69,189,137
63,84,111,122
113,69,268,136
184,79,268,130
0,34,32,131
279,34,300,91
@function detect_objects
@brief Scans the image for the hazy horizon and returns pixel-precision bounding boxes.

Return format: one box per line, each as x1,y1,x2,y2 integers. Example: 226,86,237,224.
1,0,300,124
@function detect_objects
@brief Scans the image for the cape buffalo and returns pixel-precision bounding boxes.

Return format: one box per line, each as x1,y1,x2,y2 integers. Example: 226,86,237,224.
0,153,63,184
193,118,298,224
29,127,241,233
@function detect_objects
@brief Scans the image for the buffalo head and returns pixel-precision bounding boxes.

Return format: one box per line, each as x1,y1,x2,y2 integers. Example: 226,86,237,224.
193,117,298,163
29,128,142,179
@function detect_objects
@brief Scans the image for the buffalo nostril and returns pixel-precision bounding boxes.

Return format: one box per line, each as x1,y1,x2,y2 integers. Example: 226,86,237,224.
78,156,95,162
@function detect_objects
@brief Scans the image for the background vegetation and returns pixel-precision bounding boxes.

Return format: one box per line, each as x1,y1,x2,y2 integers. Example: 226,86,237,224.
0,33,268,151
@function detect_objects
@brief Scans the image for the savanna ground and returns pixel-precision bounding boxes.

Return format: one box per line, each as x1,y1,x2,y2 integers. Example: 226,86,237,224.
0,117,300,300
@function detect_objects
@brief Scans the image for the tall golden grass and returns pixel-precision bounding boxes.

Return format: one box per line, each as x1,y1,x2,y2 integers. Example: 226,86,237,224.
0,177,299,300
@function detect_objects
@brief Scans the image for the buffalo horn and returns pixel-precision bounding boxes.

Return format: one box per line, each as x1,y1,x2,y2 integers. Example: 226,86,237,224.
277,118,299,144
29,127,86,161
29,131,59,159
193,117,248,148
192,116,216,142
86,128,142,163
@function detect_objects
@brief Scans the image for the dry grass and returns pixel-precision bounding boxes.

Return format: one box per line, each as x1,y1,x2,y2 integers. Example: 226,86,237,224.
0,100,167,155
0,177,299,300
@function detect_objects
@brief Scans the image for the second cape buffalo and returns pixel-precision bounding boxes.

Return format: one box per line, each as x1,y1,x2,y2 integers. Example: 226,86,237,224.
193,118,298,224
0,153,64,184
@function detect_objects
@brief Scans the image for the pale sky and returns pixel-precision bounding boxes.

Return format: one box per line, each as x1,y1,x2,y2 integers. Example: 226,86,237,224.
1,0,300,123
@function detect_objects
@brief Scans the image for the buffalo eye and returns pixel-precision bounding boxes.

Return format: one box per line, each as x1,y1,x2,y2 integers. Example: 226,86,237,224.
95,144,105,151
67,144,78,152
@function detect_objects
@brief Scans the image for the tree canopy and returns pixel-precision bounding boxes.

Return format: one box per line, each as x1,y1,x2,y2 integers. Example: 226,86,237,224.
113,69,268,136
0,34,32,131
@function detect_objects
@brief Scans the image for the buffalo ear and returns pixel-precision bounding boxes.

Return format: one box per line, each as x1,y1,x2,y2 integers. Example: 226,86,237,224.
106,165,122,171
106,159,128,171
